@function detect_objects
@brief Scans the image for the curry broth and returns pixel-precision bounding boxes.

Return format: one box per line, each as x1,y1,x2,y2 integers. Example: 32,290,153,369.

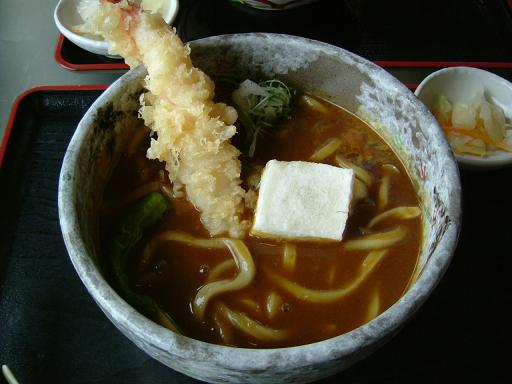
100,96,421,348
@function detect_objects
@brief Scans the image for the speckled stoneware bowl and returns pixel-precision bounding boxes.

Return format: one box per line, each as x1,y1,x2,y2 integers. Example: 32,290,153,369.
58,33,461,383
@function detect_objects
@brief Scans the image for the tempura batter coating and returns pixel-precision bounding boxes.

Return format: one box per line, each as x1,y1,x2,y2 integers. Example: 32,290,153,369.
89,0,248,237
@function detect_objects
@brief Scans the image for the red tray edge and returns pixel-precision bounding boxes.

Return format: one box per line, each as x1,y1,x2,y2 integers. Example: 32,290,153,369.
0,85,109,168
55,33,512,71
375,60,512,69
54,34,129,71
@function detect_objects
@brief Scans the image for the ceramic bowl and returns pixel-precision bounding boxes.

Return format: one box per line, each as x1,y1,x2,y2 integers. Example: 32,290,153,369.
58,33,461,383
415,66,512,170
231,0,320,10
54,0,179,57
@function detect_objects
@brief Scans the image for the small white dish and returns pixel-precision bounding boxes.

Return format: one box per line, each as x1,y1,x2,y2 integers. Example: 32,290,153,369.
54,0,179,57
415,66,512,170
232,0,319,10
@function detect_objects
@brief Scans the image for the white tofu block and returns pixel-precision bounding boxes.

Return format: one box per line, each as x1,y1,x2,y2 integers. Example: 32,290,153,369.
251,160,354,241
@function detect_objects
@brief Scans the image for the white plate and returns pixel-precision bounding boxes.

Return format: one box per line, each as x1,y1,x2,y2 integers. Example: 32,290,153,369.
54,0,179,57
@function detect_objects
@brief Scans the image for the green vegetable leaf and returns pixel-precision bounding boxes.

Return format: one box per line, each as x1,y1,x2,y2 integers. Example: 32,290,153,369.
108,192,170,315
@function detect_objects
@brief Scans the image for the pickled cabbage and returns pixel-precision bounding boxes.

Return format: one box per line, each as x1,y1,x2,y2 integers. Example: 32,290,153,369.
431,93,512,157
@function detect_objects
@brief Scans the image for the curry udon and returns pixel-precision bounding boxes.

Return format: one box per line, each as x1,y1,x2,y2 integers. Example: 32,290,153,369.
100,93,421,348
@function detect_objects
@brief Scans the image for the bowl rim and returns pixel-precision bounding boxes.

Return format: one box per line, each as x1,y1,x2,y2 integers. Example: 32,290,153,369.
58,33,462,371
414,66,512,170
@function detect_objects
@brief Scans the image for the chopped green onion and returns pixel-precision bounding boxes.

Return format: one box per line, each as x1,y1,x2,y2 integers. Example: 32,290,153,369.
232,79,295,156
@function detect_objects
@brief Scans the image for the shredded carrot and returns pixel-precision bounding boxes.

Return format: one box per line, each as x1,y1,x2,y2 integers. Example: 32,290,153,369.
441,124,512,153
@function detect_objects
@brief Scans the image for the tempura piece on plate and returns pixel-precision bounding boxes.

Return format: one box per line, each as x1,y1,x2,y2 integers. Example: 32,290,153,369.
84,0,248,237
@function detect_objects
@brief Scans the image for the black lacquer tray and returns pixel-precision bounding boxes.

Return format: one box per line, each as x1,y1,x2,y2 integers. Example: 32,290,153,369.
55,34,127,71
1,88,510,383
55,0,512,71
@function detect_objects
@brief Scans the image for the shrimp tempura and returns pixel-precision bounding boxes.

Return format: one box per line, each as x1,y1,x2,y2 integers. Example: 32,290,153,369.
86,0,248,237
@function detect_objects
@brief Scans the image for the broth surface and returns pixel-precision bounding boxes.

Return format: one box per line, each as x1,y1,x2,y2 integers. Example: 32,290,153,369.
100,95,421,348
